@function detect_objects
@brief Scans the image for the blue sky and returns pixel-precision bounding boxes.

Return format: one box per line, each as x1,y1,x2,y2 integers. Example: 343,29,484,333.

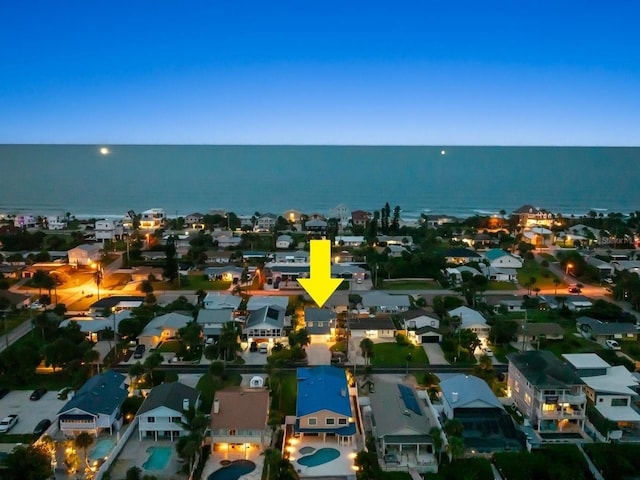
1,1,639,145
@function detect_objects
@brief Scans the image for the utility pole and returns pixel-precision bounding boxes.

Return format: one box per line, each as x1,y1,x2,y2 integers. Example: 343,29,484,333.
522,309,528,351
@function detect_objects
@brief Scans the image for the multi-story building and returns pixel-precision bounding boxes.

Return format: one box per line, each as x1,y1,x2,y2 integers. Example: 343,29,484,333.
139,208,166,230
95,219,124,242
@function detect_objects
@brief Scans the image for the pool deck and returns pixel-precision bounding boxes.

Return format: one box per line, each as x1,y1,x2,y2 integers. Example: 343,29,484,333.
108,426,184,480
203,447,265,480
287,439,358,477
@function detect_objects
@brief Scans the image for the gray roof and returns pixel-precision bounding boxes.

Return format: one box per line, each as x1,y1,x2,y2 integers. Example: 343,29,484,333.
361,292,411,308
140,312,192,337
440,374,504,411
246,295,289,311
58,370,127,416
245,305,285,329
576,316,638,336
517,321,564,337
197,309,234,325
137,381,200,415
443,248,481,258
305,308,336,334
368,379,436,439
348,316,395,331
507,350,584,389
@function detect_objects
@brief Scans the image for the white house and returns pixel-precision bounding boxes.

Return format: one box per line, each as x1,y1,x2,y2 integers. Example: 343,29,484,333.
68,244,101,266
138,382,201,441
483,249,524,269
202,293,241,310
95,219,124,242
276,235,293,249
256,214,277,232
334,236,365,247
448,306,490,344
140,208,166,230
138,312,193,348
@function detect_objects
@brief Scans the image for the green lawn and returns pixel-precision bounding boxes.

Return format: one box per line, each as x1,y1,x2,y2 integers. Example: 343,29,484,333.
155,340,182,353
270,371,297,417
487,281,517,290
540,333,603,359
517,260,564,289
493,344,518,363
382,280,441,290
539,253,557,262
371,342,429,367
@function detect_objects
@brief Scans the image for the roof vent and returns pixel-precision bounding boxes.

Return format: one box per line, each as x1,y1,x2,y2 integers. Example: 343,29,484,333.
452,392,459,403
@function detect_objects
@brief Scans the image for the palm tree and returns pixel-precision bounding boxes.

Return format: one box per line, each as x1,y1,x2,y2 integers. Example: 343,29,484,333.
143,352,163,385
553,278,561,295
84,348,100,374
429,426,444,464
128,361,146,392
74,432,94,472
359,338,374,366
218,321,242,363
93,267,104,300
447,436,465,460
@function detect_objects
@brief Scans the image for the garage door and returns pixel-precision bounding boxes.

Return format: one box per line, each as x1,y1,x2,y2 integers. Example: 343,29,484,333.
422,335,439,343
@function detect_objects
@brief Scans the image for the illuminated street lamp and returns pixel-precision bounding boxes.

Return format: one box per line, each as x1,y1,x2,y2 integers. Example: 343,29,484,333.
564,263,573,281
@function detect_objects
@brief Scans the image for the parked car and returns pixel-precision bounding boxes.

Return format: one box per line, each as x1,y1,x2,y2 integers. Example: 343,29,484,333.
605,339,621,351
0,414,18,433
249,341,258,352
29,301,44,310
30,388,47,401
33,418,52,436
568,285,581,293
133,344,146,359
57,386,74,400
0,388,9,400
481,347,494,357
259,343,268,354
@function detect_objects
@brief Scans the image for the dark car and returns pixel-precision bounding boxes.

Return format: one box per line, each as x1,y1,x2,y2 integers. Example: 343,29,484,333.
133,344,146,359
0,388,9,400
30,388,47,401
249,342,258,352
33,419,51,436
568,286,581,294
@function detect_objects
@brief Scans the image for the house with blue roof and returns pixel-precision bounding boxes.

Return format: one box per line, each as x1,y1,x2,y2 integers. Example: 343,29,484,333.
57,370,128,436
294,366,357,446
483,249,524,269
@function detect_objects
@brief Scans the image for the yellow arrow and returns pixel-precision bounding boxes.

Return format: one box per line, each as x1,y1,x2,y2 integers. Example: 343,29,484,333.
298,239,343,308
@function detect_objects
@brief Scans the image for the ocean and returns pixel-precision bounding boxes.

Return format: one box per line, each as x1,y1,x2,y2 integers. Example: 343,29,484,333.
0,145,638,220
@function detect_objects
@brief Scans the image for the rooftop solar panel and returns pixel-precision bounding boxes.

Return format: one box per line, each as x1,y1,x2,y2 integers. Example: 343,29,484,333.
398,384,422,416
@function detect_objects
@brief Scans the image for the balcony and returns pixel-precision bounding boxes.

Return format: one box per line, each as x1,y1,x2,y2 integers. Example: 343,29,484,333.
539,408,585,420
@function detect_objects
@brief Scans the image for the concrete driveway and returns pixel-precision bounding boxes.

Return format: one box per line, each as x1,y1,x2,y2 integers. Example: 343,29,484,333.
0,390,65,435
305,343,331,365
422,343,449,365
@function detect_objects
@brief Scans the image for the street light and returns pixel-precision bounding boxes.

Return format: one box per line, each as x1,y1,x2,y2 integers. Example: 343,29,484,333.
564,263,573,281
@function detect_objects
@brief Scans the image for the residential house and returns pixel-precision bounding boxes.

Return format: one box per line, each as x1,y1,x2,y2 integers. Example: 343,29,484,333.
305,218,327,235
513,205,555,228
443,266,482,286
139,208,166,230
68,244,101,266
334,235,365,247
95,219,123,243
138,382,201,441
138,312,193,348
243,305,286,343
293,366,357,446
479,264,518,282
576,316,638,345
276,235,293,249
564,353,640,439
0,289,30,309
332,263,366,283
197,309,235,341
361,292,410,313
184,212,205,229
89,296,144,315
439,374,521,452
59,310,131,342
566,295,593,311
585,256,615,279
57,370,128,436
46,216,67,230
423,215,460,228
202,293,241,310
507,351,587,440
329,203,350,226
305,308,337,343
13,214,37,228
246,295,289,312
443,248,482,265
273,250,310,263
283,209,304,225
367,378,439,473
483,249,524,269
349,210,369,228
204,266,244,284
376,235,414,247
516,321,564,346
255,214,277,232
448,306,491,345
348,315,396,340
214,234,242,249
401,310,441,344
131,266,164,282
612,260,640,275
210,387,270,452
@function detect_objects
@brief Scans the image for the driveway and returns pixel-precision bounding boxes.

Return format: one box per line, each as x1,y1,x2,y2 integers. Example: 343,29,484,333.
305,343,331,365
422,343,449,365
0,390,64,435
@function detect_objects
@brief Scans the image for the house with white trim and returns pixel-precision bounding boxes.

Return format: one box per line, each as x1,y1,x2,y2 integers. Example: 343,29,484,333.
483,249,523,269
138,382,201,441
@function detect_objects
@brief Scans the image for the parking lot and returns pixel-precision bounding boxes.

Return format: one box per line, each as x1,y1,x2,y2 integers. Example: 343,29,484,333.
0,389,66,435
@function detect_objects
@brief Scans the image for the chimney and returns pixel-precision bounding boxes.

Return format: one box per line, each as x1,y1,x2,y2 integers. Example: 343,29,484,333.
213,398,220,414
183,398,190,411
452,392,458,403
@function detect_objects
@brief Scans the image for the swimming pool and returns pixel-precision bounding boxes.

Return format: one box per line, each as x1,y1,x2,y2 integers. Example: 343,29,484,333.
89,438,115,461
143,446,172,470
297,447,340,467
208,459,256,480
299,446,315,455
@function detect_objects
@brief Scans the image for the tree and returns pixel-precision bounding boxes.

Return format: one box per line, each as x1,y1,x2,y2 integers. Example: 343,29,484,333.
359,338,374,366
102,326,115,354
218,321,242,362
288,328,310,348
93,266,103,300
3,444,53,480
430,426,444,464
164,235,179,283
74,432,95,472
553,277,561,295
489,320,518,346
128,361,146,390
447,435,465,460
140,280,154,295
84,348,100,374
177,320,202,356
143,352,164,385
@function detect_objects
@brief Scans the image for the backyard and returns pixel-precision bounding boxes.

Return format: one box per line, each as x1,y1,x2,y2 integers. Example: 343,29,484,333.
517,260,564,290
371,342,429,367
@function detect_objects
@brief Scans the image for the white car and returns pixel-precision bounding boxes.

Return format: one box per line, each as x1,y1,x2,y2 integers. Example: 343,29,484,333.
0,414,19,433
481,347,494,357
605,340,621,351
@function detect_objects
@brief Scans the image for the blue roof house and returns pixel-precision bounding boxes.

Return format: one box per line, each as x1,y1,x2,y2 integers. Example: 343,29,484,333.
57,370,128,436
295,366,357,446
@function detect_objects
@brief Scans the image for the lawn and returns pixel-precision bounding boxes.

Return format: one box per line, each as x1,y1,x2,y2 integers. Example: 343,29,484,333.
539,253,557,262
1,311,30,335
517,260,564,289
487,281,517,291
382,280,441,290
371,342,429,367
154,340,182,353
493,344,518,363
583,443,640,480
494,445,591,480
540,333,603,359
269,371,297,418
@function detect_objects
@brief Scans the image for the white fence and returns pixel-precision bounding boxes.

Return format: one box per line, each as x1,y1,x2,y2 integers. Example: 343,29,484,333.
95,417,139,480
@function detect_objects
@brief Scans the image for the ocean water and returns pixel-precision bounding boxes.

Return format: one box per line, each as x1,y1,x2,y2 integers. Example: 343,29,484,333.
0,145,638,219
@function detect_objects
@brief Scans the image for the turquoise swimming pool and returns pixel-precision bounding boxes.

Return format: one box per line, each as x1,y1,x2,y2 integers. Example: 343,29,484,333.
297,447,340,467
89,438,115,461
208,459,256,480
143,446,172,470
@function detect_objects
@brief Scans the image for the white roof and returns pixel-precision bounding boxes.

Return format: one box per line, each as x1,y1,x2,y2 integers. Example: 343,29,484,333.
246,295,289,311
140,312,192,337
448,306,487,327
581,366,639,396
361,292,411,308
563,353,610,370
596,404,640,422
